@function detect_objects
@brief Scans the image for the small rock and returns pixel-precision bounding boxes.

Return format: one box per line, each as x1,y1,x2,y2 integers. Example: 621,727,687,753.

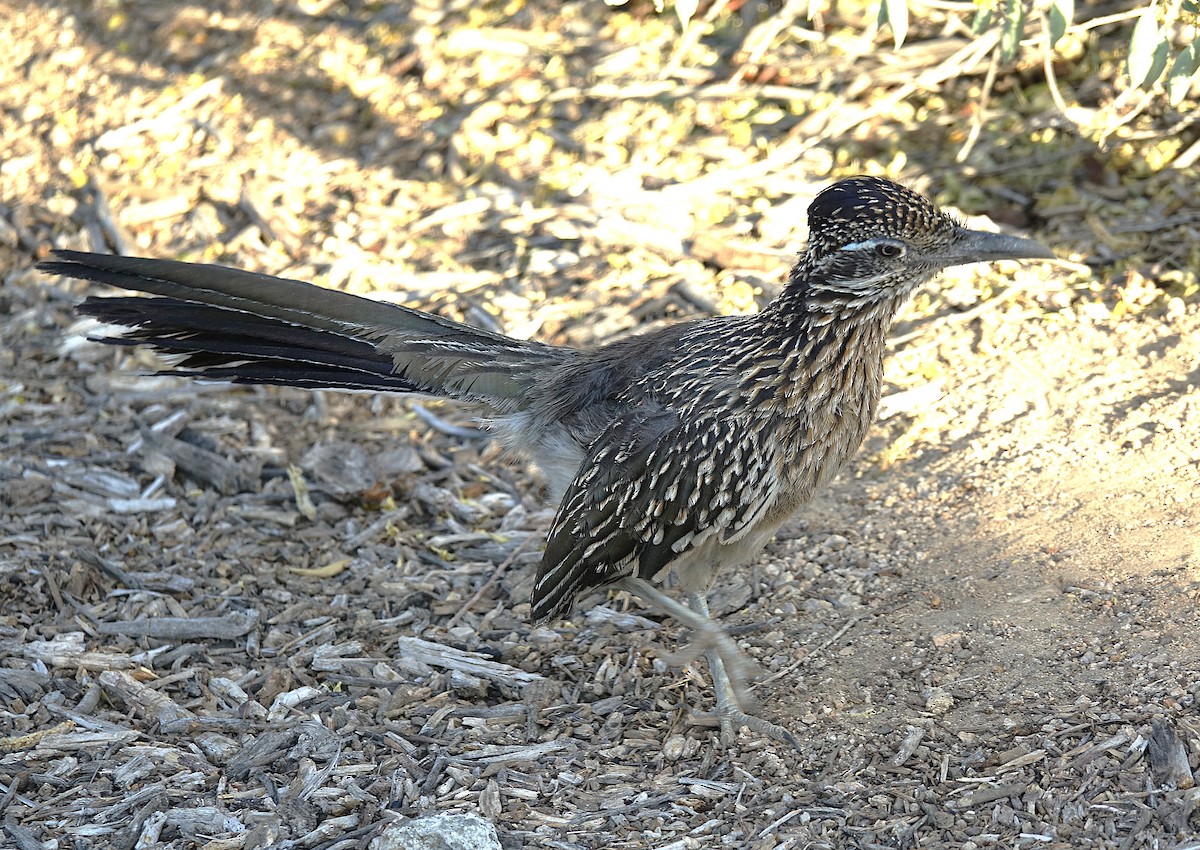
301,441,377,497
931,632,963,648
662,734,687,760
925,688,954,715
378,813,501,850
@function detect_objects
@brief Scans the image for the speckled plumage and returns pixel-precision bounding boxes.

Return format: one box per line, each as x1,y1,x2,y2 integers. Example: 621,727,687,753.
523,177,1047,621
42,176,1053,743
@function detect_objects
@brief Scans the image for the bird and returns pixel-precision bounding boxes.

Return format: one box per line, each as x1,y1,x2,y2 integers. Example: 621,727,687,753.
40,176,1054,746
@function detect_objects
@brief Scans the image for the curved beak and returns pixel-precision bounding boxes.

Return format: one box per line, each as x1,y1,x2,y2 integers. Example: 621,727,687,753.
940,227,1056,267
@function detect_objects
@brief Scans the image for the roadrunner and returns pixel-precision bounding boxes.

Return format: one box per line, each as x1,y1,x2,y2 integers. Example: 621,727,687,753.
41,177,1053,745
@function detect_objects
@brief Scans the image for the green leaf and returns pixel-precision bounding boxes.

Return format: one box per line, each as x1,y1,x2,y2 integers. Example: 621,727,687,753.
1128,7,1171,90
971,5,993,36
1048,0,1074,48
999,0,1027,63
878,0,910,49
1167,42,1199,106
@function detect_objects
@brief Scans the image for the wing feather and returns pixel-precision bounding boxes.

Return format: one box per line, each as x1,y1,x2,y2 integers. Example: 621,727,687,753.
530,407,778,621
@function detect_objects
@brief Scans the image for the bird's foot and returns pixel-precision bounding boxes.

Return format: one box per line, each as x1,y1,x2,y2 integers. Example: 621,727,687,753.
715,706,800,750
617,578,800,748
704,650,801,750
701,621,801,750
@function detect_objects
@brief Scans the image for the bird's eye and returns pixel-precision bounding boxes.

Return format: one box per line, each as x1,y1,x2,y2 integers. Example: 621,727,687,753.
875,243,904,259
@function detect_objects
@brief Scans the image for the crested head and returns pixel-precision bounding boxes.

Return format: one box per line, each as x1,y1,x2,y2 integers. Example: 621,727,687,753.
806,176,954,256
781,176,1053,314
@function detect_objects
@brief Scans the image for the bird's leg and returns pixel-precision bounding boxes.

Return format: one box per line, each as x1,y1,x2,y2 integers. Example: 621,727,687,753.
618,577,799,748
618,577,756,696
686,590,799,749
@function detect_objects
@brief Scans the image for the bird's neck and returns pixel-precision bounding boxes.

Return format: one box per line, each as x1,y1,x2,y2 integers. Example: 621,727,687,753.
770,254,917,326
743,261,918,425
762,258,914,355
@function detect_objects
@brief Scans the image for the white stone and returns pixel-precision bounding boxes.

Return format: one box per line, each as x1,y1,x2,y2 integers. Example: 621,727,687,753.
376,813,502,850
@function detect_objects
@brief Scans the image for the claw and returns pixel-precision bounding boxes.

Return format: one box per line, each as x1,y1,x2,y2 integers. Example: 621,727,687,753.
704,642,801,750
618,577,800,748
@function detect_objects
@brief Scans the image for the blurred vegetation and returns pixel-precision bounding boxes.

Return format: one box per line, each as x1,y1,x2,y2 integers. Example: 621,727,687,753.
14,0,1197,328
593,0,1198,302
619,0,1199,149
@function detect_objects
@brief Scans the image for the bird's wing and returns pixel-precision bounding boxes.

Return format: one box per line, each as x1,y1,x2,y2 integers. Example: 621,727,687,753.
530,406,778,621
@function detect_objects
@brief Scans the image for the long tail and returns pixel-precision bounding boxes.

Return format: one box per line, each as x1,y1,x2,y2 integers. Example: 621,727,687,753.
41,251,571,409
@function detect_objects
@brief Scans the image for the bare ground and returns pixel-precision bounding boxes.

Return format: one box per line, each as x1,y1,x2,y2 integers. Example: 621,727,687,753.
1,2,1198,849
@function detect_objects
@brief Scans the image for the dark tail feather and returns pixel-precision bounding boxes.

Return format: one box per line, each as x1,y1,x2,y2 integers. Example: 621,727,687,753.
77,296,425,393
42,250,573,406
43,250,499,342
